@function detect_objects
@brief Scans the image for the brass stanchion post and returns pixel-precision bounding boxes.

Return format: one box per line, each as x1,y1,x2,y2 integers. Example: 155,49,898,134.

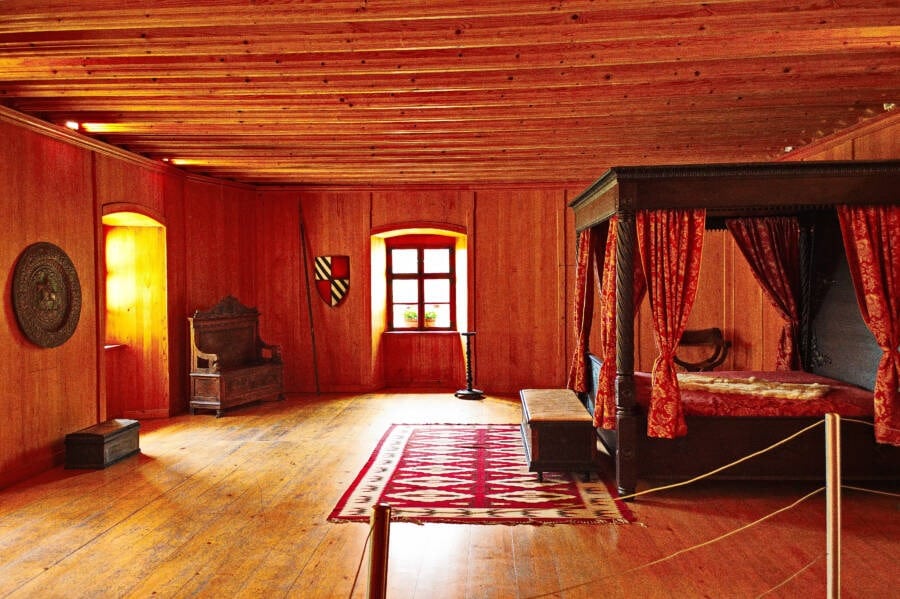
367,503,391,599
825,414,841,599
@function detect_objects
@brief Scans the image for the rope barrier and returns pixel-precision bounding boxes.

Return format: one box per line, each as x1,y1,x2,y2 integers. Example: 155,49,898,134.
842,417,875,427
524,486,827,598
755,554,826,598
844,416,900,435
348,524,374,598
841,484,900,499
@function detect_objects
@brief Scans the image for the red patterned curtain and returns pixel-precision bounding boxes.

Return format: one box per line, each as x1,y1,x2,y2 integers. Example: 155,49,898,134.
726,217,801,370
837,204,900,446
593,217,646,429
566,226,604,392
638,209,706,438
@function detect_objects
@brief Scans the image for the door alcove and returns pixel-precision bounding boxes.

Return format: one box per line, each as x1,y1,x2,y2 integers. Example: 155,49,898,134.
103,210,170,419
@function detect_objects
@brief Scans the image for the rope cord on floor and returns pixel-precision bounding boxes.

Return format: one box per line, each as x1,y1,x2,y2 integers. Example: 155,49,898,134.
523,486,826,599
348,524,374,598
754,553,826,599
348,414,896,598
829,416,900,499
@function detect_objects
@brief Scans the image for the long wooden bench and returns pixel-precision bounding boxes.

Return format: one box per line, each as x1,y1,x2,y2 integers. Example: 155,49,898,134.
519,388,599,481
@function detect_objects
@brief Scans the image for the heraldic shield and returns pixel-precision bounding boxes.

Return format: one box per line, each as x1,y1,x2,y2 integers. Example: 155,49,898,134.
314,255,350,307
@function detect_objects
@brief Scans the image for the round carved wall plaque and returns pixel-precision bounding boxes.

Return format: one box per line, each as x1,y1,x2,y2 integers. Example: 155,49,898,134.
12,242,82,348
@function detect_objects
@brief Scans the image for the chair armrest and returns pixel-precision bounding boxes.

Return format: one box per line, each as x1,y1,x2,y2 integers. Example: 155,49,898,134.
192,349,220,373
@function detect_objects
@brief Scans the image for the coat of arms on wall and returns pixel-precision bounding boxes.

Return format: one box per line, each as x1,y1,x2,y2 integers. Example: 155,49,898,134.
314,255,350,307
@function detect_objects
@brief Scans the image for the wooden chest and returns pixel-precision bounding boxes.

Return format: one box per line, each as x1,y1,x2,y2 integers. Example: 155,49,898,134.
65,419,140,469
519,389,598,481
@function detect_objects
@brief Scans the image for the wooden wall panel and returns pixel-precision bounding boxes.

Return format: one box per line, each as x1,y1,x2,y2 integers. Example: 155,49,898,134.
852,122,899,159
104,344,134,421
631,230,783,373
94,153,175,419
473,188,568,392
183,179,258,312
251,191,308,394
572,224,783,376
180,179,262,410
162,174,188,415
94,153,168,216
803,141,854,161
0,121,98,487
674,230,732,370
724,233,783,371
382,332,465,388
183,180,228,309
371,189,469,231
561,193,580,384
371,189,474,388
297,190,374,392
793,114,898,387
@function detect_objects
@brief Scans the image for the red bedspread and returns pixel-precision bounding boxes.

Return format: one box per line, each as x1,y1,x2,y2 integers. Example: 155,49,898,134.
634,370,874,418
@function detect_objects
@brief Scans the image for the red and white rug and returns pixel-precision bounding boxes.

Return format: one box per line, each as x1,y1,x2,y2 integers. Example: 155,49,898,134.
328,424,634,525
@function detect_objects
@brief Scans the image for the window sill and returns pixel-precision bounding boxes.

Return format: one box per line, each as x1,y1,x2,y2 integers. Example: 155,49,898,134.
384,330,459,336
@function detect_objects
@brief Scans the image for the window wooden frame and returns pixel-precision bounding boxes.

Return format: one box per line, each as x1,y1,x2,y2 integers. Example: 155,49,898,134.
386,234,456,331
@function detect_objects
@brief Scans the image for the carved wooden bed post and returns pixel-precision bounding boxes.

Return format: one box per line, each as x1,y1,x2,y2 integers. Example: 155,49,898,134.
614,195,639,497
798,215,814,371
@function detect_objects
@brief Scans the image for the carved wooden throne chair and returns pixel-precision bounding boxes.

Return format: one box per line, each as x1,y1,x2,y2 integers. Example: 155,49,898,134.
188,295,284,416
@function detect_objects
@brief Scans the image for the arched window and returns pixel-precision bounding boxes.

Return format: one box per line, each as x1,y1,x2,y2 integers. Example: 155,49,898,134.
386,234,456,330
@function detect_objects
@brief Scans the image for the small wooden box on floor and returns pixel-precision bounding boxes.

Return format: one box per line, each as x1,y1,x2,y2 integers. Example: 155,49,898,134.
65,419,140,469
520,388,598,481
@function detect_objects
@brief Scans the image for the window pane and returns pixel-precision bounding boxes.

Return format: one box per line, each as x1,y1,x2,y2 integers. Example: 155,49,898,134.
423,248,450,273
424,303,450,328
391,248,418,274
392,279,418,303
393,304,418,328
424,278,450,303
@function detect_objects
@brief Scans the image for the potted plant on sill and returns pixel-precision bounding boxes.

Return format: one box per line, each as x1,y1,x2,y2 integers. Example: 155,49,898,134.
403,307,418,325
424,310,437,326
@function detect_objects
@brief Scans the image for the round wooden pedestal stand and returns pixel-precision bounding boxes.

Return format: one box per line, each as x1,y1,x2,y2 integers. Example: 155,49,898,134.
455,331,484,400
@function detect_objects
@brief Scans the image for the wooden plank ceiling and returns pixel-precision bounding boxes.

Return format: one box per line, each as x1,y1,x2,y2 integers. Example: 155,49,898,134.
0,0,897,187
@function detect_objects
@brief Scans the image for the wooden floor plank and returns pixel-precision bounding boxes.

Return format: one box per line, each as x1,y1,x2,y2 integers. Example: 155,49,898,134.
0,392,896,598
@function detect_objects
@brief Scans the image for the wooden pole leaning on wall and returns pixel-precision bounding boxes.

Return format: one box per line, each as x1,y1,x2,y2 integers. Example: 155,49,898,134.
368,503,391,599
298,208,321,394
825,413,841,599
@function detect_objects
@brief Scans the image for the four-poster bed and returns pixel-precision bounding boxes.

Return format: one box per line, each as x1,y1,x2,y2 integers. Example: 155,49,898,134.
568,161,900,497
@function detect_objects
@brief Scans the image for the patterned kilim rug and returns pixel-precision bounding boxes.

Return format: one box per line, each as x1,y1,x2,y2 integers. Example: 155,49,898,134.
328,423,634,525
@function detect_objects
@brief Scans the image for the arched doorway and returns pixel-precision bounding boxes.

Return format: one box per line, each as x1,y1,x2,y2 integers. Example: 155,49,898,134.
102,210,170,419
